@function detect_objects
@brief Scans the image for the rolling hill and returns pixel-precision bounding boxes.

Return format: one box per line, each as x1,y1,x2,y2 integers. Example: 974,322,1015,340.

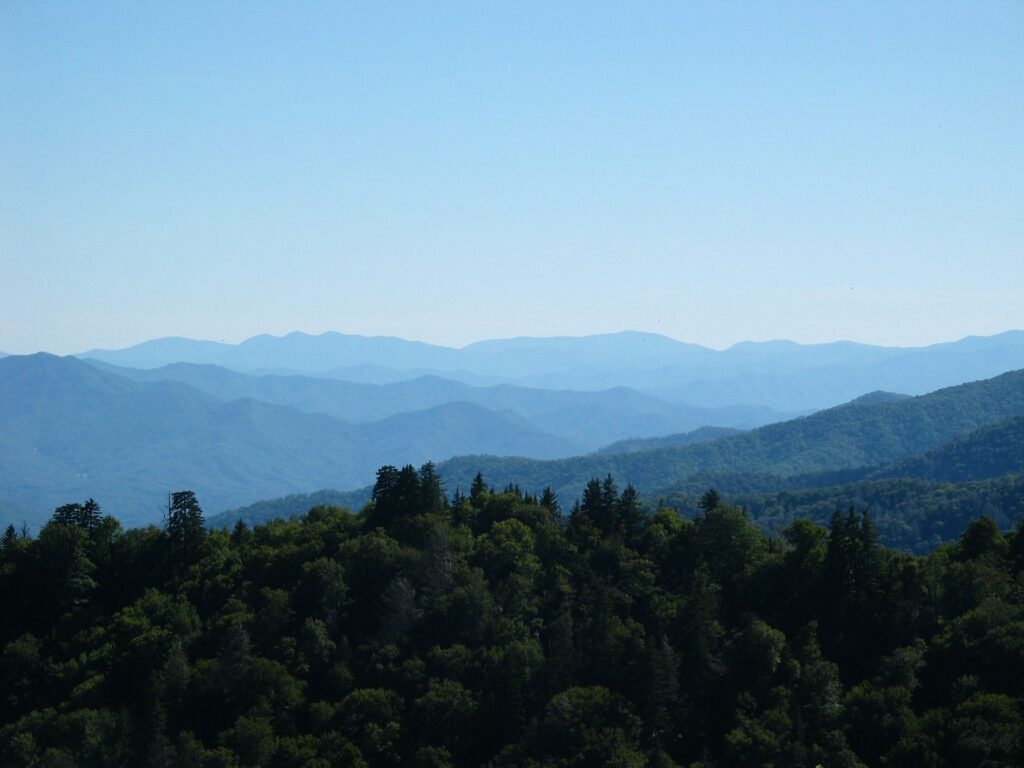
208,371,1024,537
869,414,1024,483
661,474,1024,554
0,354,581,529
206,487,374,530
435,368,1024,502
593,426,744,455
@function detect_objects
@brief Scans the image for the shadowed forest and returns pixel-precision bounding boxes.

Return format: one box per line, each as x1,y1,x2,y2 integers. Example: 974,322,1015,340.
3,466,1023,767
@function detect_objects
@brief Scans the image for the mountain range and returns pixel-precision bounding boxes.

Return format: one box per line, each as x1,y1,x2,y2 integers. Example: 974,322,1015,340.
84,360,787,449
211,386,1024,550
79,329,1024,411
435,368,1024,502
5,329,1024,535
0,355,581,528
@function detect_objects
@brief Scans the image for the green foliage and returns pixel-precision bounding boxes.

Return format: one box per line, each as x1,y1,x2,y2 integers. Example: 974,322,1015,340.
668,474,1024,554
2,470,1024,766
439,368,1024,503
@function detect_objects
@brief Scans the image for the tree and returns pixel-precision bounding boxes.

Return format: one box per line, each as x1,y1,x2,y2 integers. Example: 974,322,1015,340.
230,519,250,547
50,498,102,531
539,487,560,517
1,524,16,552
577,476,622,535
618,485,644,538
698,488,721,513
418,462,447,517
36,521,97,613
470,473,489,507
371,465,420,529
166,491,205,575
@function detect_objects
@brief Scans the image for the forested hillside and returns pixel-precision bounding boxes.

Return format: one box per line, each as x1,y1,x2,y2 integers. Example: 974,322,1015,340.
663,475,1024,554
594,426,744,455
438,369,1024,501
202,376,1024,548
3,471,1023,766
207,489,374,530
649,415,1024,553
0,355,578,528
871,414,1024,483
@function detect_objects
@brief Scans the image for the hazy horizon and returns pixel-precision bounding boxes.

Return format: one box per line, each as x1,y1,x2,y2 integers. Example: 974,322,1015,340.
3,2,1023,355
2,324,1023,358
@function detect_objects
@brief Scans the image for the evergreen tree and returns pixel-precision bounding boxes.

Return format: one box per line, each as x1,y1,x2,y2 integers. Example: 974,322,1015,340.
166,491,205,575
618,485,644,537
470,472,489,507
698,487,721,513
418,461,447,516
80,498,102,531
0,524,16,552
230,519,251,547
451,485,466,509
539,486,560,516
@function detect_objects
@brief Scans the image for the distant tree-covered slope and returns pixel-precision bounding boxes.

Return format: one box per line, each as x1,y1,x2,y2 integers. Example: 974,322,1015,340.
662,474,1024,554
206,487,373,529
203,409,1024,550
869,414,1024,483
652,412,1024,498
594,425,744,455
437,368,1024,501
85,360,791,449
0,355,580,529
846,390,912,406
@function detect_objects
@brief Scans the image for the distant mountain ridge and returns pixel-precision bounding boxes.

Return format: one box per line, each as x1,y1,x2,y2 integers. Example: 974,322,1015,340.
435,368,1024,502
594,426,744,455
202,380,1024,536
78,329,1024,411
0,354,582,529
85,360,791,451
207,488,374,530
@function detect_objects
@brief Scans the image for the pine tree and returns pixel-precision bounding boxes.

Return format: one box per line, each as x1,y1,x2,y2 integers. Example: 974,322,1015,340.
230,519,250,547
418,462,447,516
698,488,721,513
166,491,205,575
539,486,560,516
80,499,102,531
618,485,644,537
1,524,16,552
451,485,466,508
50,499,102,530
470,472,489,507
52,502,84,528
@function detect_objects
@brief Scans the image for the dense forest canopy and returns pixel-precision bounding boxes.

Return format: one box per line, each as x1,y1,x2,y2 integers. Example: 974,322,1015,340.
3,465,1023,767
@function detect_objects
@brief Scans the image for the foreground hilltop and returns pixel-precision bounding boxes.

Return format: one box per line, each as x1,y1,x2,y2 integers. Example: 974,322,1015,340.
3,471,1023,766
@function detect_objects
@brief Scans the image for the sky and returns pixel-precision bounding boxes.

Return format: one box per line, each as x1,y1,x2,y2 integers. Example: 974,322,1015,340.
1,1,1022,355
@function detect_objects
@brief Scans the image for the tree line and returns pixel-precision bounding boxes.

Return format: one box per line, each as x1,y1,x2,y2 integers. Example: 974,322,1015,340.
2,463,1023,766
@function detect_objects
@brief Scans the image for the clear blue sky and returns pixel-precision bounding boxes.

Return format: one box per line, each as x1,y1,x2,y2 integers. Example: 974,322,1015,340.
2,1,1022,354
